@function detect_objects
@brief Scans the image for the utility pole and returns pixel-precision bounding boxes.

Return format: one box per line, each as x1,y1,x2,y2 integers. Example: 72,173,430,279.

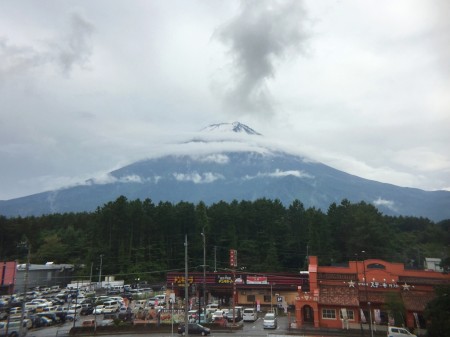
98,254,104,285
184,234,189,337
229,249,237,326
201,228,206,322
214,246,217,272
355,254,364,337
270,282,273,312
362,251,374,337
19,241,30,337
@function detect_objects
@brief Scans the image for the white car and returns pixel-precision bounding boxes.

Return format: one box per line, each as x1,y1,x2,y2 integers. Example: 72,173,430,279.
387,326,417,337
263,312,277,329
102,305,118,314
243,308,257,322
212,309,227,321
67,304,82,314
93,305,105,315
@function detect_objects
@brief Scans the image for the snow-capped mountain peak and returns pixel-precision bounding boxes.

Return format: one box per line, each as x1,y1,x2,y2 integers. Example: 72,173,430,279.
201,122,262,136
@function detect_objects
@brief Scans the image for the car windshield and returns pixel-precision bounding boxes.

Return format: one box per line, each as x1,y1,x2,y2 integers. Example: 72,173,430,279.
265,314,275,319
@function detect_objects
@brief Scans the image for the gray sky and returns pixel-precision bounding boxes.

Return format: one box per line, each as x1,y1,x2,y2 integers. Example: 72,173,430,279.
1,0,449,200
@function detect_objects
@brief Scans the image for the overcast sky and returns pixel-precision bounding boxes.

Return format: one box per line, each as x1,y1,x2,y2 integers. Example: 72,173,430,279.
1,0,449,200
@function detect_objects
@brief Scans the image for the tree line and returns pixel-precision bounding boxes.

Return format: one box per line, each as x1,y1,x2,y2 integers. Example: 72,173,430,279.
0,196,448,283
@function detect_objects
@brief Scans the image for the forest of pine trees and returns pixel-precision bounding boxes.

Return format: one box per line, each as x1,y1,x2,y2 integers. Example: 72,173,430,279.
1,196,448,284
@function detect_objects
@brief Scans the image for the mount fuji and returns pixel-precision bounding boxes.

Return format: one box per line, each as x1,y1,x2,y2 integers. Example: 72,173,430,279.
1,122,449,221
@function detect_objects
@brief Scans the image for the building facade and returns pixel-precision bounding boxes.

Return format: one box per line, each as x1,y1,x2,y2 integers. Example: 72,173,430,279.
295,256,449,332
15,263,74,291
166,271,308,311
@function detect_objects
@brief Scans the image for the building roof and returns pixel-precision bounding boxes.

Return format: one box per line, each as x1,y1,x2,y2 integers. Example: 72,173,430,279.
401,291,436,311
318,285,359,306
17,263,74,271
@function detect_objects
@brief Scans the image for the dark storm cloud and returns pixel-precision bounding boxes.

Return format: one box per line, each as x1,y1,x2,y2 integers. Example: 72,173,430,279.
53,12,94,74
215,0,309,116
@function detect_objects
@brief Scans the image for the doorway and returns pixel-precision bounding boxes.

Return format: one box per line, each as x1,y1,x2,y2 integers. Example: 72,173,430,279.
302,305,314,324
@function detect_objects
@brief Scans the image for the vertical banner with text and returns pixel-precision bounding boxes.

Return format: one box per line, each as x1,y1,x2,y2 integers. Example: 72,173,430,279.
229,249,237,268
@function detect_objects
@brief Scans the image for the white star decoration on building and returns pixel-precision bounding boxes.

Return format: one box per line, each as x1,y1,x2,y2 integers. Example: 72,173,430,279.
402,283,411,291
348,280,356,288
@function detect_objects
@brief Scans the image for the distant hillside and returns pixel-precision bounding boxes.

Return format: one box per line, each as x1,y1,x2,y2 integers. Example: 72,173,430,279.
1,150,449,221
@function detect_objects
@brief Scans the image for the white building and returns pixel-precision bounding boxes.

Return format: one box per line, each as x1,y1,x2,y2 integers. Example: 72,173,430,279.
16,263,74,291
424,257,443,272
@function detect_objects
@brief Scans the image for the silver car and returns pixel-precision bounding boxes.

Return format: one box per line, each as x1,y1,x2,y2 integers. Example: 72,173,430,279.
263,312,277,329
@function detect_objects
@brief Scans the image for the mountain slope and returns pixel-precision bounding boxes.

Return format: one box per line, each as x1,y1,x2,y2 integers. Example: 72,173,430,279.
1,150,449,221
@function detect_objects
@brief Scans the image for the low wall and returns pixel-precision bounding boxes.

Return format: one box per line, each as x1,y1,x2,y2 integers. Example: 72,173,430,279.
70,322,243,335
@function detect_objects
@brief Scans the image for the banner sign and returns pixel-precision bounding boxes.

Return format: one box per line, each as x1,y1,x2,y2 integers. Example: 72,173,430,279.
216,275,233,284
230,249,237,267
215,274,246,284
173,275,194,285
247,276,268,284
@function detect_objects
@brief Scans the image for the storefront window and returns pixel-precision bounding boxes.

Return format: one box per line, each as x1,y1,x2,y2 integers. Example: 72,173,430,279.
247,295,255,302
339,309,354,320
322,308,336,319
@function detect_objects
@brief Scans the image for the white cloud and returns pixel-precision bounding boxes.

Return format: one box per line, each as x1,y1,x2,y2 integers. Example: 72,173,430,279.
194,153,230,164
245,169,313,180
373,198,398,212
173,172,225,184
0,0,448,201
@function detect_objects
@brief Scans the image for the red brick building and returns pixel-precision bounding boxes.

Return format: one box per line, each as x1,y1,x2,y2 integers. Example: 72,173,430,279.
0,261,17,295
295,256,449,331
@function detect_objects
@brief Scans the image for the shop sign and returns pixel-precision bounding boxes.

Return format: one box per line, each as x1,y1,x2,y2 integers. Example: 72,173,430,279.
247,276,268,284
216,275,233,284
215,274,246,284
174,275,194,285
349,280,399,288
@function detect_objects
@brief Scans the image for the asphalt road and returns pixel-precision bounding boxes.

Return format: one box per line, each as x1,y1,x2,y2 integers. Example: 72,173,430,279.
27,315,292,337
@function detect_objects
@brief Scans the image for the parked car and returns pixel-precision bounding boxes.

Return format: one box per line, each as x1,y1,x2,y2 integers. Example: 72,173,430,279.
82,319,96,327
65,313,78,322
225,306,242,322
243,308,257,322
263,312,277,329
206,303,219,311
9,307,22,315
0,320,28,337
93,305,105,315
80,304,94,315
37,312,60,324
102,305,118,314
67,304,82,314
177,323,210,335
387,326,417,337
39,315,53,326
212,309,227,321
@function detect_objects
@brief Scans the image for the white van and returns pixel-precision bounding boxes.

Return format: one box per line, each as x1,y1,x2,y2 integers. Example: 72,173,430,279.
387,327,417,337
206,303,219,310
103,300,119,311
0,321,28,336
155,294,166,303
243,307,257,322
